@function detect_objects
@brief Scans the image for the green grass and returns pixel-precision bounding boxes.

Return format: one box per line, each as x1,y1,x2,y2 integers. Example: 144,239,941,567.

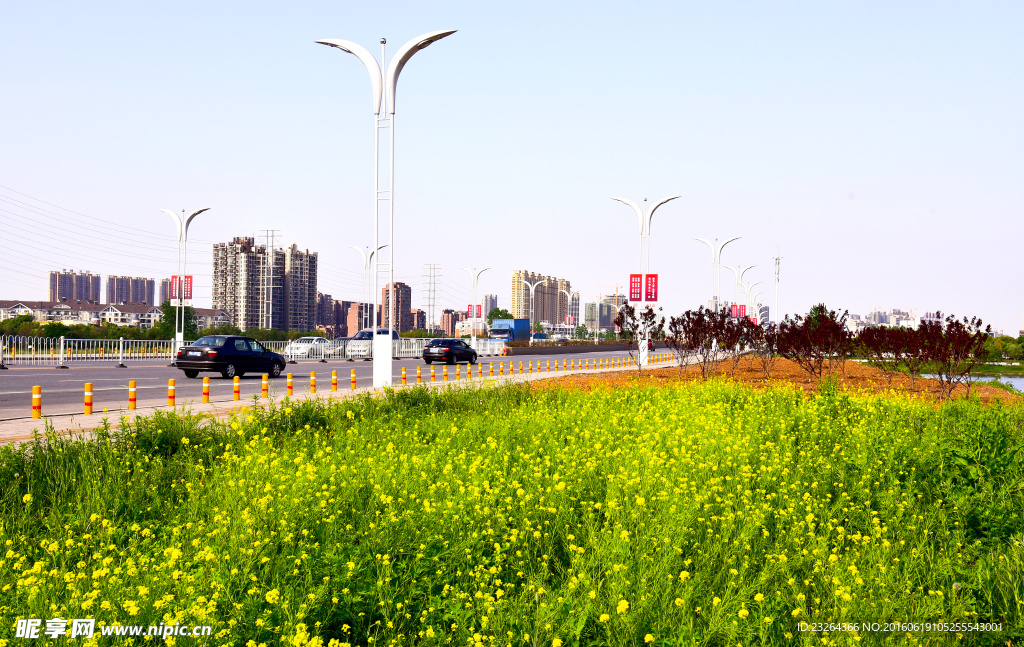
1,381,1022,646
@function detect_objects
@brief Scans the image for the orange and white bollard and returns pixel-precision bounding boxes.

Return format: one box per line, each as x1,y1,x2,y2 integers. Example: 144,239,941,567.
430,366,436,382
350,369,357,390
84,382,93,415
310,371,317,394
202,377,210,403
456,365,460,381
128,380,137,410
444,366,449,382
401,367,407,385
417,366,422,384
167,379,176,407
489,362,494,377
499,362,504,375
332,370,338,392
519,361,523,375
233,376,241,401
262,374,269,398
31,386,41,419
286,373,293,396
478,364,483,378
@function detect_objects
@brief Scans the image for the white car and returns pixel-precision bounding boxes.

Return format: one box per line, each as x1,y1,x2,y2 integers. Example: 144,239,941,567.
283,336,329,358
346,328,400,360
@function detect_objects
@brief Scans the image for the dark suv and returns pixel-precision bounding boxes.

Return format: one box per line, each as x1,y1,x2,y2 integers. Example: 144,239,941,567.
422,338,477,365
176,335,286,379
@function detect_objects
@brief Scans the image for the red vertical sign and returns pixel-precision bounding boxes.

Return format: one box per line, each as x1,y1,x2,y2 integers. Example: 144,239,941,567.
476,305,481,318
730,304,739,319
170,275,179,301
183,275,193,301
629,274,642,301
739,304,746,318
644,274,658,301
468,304,473,318
752,317,758,325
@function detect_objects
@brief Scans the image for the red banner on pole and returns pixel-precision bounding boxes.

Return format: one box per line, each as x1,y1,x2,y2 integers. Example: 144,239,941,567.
170,275,179,300
730,304,739,319
752,317,758,325
183,275,193,301
644,274,658,301
629,274,642,301
739,304,746,318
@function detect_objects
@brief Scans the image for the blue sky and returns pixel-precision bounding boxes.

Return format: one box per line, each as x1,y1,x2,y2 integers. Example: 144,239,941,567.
2,2,1021,332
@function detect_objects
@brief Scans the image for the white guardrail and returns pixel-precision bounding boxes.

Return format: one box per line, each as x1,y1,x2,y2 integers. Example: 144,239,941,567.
0,335,505,368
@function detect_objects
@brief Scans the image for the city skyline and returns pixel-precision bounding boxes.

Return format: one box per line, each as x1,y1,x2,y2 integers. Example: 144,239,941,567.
1,3,1021,333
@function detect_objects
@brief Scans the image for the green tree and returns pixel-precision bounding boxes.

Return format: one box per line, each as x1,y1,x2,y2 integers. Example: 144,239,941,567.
0,315,34,336
486,307,513,326
151,300,198,340
573,325,590,340
41,322,71,338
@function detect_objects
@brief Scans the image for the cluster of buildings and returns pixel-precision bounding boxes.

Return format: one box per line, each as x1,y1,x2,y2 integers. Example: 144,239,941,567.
847,308,919,333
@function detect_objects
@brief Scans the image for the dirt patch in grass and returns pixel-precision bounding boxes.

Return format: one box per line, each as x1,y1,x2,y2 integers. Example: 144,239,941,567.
535,357,1020,405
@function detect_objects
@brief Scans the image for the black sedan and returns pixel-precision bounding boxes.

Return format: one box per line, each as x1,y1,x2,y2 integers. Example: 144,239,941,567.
175,335,287,379
422,338,478,365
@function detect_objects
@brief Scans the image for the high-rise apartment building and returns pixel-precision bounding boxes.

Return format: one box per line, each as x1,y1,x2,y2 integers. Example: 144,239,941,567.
106,276,155,305
212,237,316,331
482,294,498,317
510,270,572,325
379,282,413,332
158,278,171,305
411,309,426,331
440,308,462,337
49,270,100,303
283,244,318,332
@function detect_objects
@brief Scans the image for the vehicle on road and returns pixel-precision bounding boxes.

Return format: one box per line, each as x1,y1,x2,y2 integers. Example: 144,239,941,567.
346,328,401,360
283,336,329,358
531,332,548,341
422,338,477,365
175,335,286,379
488,318,531,343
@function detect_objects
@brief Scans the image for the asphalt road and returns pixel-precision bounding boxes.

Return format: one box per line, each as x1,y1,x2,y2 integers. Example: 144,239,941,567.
0,349,644,420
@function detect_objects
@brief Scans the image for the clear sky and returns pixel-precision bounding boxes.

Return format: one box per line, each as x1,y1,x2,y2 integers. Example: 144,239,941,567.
2,2,1021,333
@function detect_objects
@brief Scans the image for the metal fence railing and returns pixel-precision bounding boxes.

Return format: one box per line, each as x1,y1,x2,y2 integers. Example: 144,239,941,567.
0,335,505,367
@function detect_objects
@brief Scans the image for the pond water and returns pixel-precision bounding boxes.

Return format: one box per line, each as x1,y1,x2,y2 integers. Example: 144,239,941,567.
923,374,1024,392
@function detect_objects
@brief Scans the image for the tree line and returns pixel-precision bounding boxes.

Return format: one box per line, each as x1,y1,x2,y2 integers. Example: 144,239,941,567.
616,303,1001,399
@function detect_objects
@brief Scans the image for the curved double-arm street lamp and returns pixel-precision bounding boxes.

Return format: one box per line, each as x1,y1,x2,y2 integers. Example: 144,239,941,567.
744,281,763,318
318,30,455,387
611,196,679,365
722,264,756,309
460,267,490,348
350,245,387,331
610,196,681,277
160,208,209,347
521,279,546,339
559,288,579,331
695,236,740,309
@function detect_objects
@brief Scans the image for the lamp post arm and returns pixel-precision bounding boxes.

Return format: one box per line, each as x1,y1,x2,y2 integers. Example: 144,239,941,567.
385,30,456,114
315,39,384,114
611,197,644,235
717,236,742,262
645,195,681,235
158,209,183,242
182,208,210,241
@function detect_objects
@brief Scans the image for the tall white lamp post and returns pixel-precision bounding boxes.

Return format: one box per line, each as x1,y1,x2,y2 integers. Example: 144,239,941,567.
773,251,782,324
559,288,579,334
744,281,763,318
611,195,680,365
752,291,766,322
722,264,756,309
460,267,489,349
350,244,388,331
695,237,740,310
521,279,546,342
318,30,455,387
160,208,209,348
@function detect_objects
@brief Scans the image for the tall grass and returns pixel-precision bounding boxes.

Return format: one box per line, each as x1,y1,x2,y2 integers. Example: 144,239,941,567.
1,381,1021,646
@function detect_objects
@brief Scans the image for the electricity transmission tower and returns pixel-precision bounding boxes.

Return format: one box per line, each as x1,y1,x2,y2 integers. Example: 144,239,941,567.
423,263,441,332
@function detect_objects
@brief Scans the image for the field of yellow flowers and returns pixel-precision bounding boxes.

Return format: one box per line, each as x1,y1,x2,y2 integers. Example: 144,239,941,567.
1,379,1022,646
